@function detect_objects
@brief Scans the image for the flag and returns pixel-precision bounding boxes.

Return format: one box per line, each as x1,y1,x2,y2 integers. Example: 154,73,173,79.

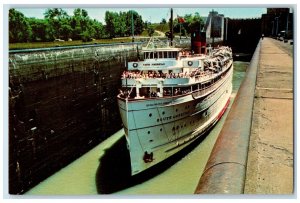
177,15,185,23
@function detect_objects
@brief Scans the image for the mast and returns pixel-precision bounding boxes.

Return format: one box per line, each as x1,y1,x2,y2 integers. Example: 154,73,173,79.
170,8,173,46
211,9,215,47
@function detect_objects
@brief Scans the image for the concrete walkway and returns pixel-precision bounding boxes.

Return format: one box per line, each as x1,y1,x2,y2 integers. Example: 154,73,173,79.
244,38,293,194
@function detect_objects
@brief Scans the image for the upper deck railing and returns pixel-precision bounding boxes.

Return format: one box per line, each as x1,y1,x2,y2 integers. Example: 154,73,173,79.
118,61,233,101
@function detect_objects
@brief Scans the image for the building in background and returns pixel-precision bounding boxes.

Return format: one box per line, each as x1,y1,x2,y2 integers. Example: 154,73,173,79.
204,10,225,44
261,8,293,39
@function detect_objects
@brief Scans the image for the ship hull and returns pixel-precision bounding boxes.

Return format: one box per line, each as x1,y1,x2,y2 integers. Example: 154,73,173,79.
118,66,233,175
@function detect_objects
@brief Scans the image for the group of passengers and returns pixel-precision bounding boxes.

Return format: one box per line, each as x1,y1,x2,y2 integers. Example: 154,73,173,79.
122,69,212,80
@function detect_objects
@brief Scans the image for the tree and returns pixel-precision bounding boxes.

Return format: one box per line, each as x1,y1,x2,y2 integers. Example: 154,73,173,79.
44,8,68,19
144,20,149,29
71,8,92,40
60,24,73,40
147,26,155,37
27,18,47,41
118,12,127,37
92,19,105,39
44,8,69,40
173,12,205,36
187,12,204,33
9,9,32,42
131,10,144,35
161,18,167,24
105,11,117,38
183,12,204,33
105,10,144,38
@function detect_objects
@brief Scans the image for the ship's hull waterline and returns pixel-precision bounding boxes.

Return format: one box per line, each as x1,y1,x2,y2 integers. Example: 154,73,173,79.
118,65,233,175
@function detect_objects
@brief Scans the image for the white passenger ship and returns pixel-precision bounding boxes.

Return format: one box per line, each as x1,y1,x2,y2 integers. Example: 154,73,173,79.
117,38,233,175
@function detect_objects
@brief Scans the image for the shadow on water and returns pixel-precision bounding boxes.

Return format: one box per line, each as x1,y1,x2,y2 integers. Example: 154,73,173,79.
95,127,213,194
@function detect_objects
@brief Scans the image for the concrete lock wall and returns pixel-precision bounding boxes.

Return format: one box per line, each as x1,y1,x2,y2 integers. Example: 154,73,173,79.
195,40,261,194
8,43,142,194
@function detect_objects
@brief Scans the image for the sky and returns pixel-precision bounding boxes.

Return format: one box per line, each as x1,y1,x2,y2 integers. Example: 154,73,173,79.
14,7,267,24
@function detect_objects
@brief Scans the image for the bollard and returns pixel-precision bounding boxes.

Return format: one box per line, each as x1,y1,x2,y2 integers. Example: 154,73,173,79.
195,40,261,194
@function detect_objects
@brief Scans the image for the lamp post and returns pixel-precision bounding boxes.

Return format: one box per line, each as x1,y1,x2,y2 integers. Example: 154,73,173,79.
275,16,279,36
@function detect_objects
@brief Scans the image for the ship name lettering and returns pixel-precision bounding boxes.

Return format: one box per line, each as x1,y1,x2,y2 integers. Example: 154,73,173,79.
160,116,172,121
146,101,170,107
142,63,165,67
172,111,190,119
151,63,165,66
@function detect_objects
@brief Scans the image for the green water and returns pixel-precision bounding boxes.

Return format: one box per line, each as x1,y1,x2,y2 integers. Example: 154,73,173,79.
26,61,249,195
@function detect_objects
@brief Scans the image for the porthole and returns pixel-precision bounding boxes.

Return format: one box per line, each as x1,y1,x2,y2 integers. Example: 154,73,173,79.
149,113,152,117
148,131,150,134
160,128,162,132
157,118,160,122
162,111,165,115
149,139,153,142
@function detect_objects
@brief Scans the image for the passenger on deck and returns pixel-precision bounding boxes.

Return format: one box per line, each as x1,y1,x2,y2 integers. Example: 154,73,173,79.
119,89,124,97
150,91,157,97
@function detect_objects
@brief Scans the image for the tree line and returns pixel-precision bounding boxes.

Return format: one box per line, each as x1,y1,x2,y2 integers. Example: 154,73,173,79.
9,8,144,43
9,8,205,43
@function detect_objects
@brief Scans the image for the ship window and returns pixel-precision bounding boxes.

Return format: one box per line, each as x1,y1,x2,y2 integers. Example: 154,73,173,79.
176,109,178,112
149,139,153,142
146,52,150,59
160,128,162,132
149,113,152,117
172,127,175,131
148,131,150,134
162,111,165,115
159,52,163,58
157,118,160,122
149,52,154,59
164,52,168,58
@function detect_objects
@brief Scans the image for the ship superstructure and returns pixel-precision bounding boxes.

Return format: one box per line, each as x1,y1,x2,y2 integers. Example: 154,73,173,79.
117,38,233,175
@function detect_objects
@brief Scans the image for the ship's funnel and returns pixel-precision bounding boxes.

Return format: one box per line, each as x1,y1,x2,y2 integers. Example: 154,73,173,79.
191,31,206,54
